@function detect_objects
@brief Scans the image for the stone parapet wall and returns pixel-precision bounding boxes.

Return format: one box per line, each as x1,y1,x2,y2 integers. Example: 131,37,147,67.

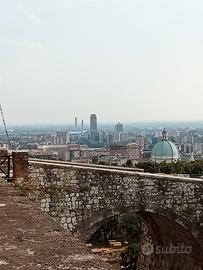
12,155,203,269
28,161,203,237
29,158,144,172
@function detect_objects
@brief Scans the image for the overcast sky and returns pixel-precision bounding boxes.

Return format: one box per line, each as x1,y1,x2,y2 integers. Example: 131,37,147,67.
0,0,203,125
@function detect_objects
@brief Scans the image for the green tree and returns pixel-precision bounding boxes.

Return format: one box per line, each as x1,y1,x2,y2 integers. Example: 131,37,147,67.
137,160,203,176
119,212,141,270
88,212,142,269
126,159,133,167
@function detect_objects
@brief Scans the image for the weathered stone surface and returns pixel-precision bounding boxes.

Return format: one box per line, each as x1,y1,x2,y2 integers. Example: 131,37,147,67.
0,177,112,270
24,159,203,269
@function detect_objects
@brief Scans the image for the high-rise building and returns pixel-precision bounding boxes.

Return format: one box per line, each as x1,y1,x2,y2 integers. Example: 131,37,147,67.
54,131,68,145
90,114,98,142
74,117,78,130
115,122,123,134
119,132,129,142
136,136,145,149
90,114,97,131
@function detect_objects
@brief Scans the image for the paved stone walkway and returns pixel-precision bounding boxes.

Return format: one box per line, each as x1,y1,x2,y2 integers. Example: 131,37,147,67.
0,178,111,270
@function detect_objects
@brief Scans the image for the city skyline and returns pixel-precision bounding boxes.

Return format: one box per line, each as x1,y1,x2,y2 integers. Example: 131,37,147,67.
1,0,203,125
2,117,203,129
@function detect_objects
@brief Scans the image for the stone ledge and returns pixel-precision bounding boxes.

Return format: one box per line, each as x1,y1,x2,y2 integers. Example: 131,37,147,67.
29,160,203,184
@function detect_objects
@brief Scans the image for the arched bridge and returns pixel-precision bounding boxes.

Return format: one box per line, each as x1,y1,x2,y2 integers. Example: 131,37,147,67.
12,152,203,269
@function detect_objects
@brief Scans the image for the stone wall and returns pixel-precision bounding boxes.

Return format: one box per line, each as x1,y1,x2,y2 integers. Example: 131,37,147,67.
137,221,202,270
27,162,203,232
12,154,203,269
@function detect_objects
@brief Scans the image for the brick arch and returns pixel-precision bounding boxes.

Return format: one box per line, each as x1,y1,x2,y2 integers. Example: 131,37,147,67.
75,207,197,242
75,208,203,268
139,212,203,266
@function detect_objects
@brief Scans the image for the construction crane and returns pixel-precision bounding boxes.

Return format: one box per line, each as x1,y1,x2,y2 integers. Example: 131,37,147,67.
0,104,11,148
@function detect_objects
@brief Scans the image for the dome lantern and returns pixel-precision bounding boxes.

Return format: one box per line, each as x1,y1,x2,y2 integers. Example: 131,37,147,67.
162,128,167,140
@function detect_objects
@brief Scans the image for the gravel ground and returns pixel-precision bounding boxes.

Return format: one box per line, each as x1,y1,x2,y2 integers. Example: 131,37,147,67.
0,178,112,270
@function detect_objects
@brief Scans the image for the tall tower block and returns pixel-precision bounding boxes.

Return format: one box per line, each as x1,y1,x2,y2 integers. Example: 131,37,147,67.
75,117,78,130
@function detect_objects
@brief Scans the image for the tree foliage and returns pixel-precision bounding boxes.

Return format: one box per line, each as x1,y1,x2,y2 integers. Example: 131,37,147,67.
125,159,133,167
136,160,203,176
119,212,141,270
88,212,141,269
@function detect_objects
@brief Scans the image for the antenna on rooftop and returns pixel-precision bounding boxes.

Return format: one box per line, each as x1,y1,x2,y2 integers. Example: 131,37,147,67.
0,104,11,148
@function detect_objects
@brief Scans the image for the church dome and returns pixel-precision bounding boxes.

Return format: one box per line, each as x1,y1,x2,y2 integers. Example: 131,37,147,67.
151,129,179,163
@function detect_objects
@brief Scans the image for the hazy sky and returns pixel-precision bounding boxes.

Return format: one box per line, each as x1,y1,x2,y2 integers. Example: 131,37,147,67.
1,0,203,125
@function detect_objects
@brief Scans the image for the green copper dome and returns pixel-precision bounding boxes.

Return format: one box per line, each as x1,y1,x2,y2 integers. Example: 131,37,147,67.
151,129,179,163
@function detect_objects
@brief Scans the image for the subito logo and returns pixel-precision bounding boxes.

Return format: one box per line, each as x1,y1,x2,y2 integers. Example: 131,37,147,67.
141,242,154,256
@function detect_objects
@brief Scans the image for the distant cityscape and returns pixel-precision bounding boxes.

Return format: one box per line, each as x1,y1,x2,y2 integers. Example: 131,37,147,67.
1,114,203,166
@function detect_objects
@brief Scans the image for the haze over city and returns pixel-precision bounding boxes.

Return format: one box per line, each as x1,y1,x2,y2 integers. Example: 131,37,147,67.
1,0,203,125
2,2,203,269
